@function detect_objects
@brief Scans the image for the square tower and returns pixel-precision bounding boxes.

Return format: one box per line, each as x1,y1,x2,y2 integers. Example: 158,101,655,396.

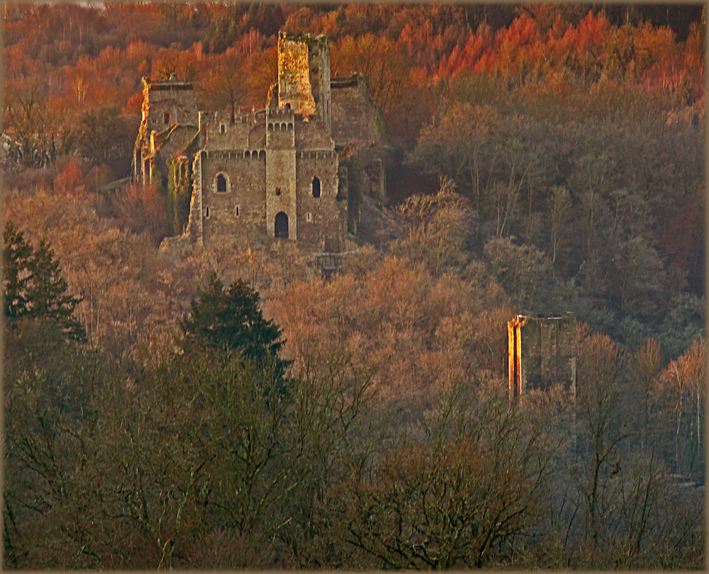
277,33,332,132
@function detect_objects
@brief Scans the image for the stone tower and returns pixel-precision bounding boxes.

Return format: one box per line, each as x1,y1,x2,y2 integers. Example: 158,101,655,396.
133,76,198,185
508,314,577,401
277,32,332,132
265,106,297,240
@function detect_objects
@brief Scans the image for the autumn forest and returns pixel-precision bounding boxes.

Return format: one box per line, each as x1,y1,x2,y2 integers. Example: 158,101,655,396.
2,3,706,569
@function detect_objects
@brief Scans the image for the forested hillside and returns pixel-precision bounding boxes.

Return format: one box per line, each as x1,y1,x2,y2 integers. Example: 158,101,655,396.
3,3,705,569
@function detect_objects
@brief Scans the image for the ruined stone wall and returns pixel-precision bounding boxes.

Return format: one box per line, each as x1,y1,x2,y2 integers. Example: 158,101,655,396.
144,80,198,132
295,149,342,250
295,118,335,148
508,315,576,400
200,111,251,150
307,35,331,131
151,125,199,189
199,150,266,245
330,76,384,148
185,151,205,245
134,79,198,184
352,146,388,204
167,155,192,235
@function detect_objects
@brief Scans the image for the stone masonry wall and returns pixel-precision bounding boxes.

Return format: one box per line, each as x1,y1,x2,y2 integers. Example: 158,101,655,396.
330,76,384,148
199,150,266,245
265,110,297,240
200,111,251,150
295,150,342,250
143,80,198,133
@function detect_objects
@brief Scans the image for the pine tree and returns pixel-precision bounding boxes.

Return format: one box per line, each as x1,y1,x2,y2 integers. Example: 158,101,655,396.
3,222,33,320
180,272,286,370
26,239,86,342
3,222,86,343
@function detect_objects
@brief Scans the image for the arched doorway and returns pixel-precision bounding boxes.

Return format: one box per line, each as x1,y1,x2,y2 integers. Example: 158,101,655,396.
274,212,289,239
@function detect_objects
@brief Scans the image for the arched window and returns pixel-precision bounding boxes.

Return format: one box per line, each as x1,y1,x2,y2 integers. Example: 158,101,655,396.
219,123,226,135
215,173,228,193
312,176,321,198
163,112,170,125
275,212,289,239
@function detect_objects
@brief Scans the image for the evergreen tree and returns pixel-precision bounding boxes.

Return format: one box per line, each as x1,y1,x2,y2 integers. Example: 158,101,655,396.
3,222,86,343
180,272,287,371
3,222,33,320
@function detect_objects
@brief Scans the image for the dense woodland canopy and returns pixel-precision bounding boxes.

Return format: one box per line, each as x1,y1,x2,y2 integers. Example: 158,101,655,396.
2,3,706,570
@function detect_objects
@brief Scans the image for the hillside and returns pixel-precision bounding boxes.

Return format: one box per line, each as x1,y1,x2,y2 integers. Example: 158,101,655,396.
2,4,705,570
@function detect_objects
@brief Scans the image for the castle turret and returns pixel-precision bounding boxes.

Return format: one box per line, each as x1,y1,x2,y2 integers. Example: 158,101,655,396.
265,107,297,241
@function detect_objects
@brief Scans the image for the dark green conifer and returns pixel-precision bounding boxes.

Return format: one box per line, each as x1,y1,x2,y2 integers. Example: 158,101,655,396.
3,223,86,343
180,272,287,372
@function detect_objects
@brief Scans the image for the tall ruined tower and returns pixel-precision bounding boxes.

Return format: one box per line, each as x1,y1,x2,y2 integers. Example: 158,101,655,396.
133,76,198,185
277,32,332,132
508,314,577,401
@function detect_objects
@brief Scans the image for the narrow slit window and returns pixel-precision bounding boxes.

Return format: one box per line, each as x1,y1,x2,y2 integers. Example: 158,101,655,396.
163,112,170,125
312,176,321,198
204,207,210,218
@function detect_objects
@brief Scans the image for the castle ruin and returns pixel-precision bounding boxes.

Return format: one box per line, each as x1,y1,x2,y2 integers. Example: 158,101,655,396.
133,32,388,253
508,314,577,401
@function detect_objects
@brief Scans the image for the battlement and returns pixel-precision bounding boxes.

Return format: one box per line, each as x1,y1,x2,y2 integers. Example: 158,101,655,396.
267,107,296,119
205,149,265,160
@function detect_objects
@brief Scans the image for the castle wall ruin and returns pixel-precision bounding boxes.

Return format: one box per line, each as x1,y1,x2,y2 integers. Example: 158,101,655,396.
508,314,577,401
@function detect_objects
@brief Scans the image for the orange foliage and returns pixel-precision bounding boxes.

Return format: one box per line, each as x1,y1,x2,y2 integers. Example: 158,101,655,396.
54,157,85,197
1,4,703,160
267,256,508,405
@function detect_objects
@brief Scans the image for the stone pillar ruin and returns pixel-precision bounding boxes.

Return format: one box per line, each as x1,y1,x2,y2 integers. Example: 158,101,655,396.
508,314,576,401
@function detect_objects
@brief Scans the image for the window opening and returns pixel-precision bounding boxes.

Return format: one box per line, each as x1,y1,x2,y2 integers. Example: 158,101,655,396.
216,174,228,193
312,176,321,198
